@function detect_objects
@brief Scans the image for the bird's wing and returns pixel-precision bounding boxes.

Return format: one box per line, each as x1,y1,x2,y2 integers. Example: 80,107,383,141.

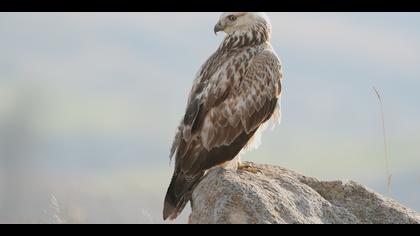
201,49,282,150
176,48,283,173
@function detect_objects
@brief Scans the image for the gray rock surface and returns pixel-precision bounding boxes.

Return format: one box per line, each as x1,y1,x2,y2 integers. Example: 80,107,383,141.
189,162,420,224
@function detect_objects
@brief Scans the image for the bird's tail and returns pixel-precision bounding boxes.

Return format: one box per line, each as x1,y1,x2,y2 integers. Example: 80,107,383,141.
163,170,204,220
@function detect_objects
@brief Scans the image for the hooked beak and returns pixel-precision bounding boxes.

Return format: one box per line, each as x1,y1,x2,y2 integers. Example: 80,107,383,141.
214,22,223,35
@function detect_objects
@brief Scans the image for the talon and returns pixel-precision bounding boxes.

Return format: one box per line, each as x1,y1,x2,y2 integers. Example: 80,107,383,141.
237,162,261,174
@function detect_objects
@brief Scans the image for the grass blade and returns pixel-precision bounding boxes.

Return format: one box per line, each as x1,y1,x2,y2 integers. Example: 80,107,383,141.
373,86,392,195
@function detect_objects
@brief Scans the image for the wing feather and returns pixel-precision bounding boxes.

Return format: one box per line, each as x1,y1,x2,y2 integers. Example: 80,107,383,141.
175,48,282,173
200,49,282,149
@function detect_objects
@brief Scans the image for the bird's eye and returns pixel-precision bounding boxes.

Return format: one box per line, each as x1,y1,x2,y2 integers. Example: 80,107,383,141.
228,15,237,21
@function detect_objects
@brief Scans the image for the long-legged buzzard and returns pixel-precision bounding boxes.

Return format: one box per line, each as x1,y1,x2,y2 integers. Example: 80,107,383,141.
163,12,283,220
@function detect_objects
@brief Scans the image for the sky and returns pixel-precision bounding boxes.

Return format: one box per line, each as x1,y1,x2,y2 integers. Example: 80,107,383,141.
0,12,420,223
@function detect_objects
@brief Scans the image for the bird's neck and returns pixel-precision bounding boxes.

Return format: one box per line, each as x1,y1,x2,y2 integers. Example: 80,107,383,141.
219,22,271,51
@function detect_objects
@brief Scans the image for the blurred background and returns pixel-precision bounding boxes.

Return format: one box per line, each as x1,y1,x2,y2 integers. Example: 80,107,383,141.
0,12,419,223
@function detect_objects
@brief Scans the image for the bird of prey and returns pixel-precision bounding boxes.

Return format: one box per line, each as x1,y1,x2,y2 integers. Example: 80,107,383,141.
163,12,283,220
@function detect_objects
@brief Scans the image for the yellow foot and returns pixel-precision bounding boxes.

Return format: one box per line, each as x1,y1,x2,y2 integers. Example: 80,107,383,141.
237,162,261,174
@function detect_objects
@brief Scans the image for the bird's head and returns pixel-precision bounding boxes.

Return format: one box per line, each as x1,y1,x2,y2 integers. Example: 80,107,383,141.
214,12,271,38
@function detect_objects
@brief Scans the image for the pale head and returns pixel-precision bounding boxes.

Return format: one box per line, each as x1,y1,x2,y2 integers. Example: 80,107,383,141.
214,12,271,35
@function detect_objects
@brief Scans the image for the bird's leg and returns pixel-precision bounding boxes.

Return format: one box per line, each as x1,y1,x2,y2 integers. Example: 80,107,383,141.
236,156,261,174
238,162,261,174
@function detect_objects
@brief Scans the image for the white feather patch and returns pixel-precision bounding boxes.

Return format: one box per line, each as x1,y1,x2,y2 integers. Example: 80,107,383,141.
240,98,282,155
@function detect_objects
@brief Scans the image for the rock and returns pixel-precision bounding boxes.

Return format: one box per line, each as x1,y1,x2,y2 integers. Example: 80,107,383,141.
188,162,420,224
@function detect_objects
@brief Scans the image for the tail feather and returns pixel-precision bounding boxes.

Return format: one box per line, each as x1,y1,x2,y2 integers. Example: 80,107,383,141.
163,170,204,220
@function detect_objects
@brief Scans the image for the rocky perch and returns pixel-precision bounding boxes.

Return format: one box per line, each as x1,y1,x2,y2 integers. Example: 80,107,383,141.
189,162,420,224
